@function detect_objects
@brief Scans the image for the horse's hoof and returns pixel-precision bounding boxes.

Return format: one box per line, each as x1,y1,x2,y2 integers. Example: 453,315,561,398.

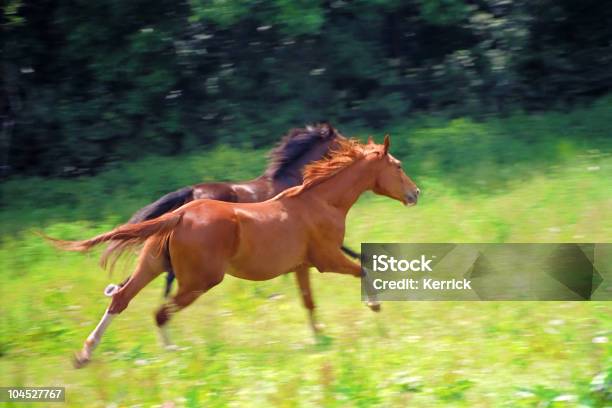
164,344,180,352
367,301,381,312
73,351,90,369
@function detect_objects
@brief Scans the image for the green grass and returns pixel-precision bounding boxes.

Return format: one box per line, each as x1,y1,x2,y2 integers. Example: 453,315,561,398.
1,104,611,406
1,153,610,407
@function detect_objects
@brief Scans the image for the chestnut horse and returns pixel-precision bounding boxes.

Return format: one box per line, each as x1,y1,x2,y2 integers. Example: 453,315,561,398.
49,136,419,368
108,123,358,297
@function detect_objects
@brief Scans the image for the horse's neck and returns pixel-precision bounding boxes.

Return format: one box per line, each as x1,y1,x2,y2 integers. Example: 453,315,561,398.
305,161,374,213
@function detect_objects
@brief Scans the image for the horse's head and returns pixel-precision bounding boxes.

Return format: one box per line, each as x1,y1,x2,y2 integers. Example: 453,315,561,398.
369,135,420,206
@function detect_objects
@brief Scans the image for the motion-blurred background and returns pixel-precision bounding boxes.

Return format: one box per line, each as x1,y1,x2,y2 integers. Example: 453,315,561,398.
2,0,612,176
1,1,610,407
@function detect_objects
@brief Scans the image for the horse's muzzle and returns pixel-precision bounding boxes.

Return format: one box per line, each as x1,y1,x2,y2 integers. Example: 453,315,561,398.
404,189,420,205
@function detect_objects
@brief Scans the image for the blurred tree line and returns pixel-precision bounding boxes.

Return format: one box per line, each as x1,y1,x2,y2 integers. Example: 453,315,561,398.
1,0,611,176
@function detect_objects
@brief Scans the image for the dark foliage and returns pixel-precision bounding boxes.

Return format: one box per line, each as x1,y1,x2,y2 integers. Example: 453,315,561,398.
1,0,611,176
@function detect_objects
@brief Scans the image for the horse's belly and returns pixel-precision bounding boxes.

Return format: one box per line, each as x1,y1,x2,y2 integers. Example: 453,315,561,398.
226,264,294,281
228,242,304,280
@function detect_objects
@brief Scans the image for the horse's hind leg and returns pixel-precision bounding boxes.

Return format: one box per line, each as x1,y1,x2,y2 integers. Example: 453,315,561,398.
154,221,233,348
155,289,205,349
74,242,165,368
154,271,224,348
163,271,175,298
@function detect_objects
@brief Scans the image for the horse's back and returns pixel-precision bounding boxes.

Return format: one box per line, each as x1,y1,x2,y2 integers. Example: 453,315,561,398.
192,182,238,202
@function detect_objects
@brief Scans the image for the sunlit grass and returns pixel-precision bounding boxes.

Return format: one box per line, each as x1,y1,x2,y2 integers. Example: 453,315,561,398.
1,153,610,407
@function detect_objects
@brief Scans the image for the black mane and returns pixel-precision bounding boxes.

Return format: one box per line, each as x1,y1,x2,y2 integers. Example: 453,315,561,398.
265,123,340,179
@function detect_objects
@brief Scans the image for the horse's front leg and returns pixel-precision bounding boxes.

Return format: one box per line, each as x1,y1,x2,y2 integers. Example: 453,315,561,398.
314,249,381,312
294,265,323,335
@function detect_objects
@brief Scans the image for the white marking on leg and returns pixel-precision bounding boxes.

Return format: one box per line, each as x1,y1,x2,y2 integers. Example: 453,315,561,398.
104,283,119,297
158,325,179,350
82,309,115,359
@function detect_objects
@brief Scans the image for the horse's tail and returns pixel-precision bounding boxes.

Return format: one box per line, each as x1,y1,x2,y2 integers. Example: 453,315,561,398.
45,212,184,270
99,186,193,270
128,186,194,223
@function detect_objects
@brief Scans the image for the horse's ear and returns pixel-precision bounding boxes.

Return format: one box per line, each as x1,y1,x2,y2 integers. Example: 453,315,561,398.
383,134,390,155
367,135,374,144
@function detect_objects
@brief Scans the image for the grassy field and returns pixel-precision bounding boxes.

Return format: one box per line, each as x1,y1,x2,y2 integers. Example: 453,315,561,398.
1,108,611,406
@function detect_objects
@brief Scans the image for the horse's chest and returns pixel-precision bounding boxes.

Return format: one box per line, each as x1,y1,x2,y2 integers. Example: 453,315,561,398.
311,212,346,242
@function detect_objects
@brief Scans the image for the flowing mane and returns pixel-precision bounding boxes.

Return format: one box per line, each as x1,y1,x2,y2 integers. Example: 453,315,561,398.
265,123,340,179
279,138,365,198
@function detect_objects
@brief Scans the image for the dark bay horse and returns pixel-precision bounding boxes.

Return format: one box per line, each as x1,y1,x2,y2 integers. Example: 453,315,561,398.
49,136,420,367
109,123,358,297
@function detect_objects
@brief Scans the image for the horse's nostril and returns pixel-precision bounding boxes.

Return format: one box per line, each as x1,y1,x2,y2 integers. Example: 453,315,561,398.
405,192,418,203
